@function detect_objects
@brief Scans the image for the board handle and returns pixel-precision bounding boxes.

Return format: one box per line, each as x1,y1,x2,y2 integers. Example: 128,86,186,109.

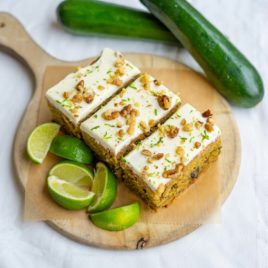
0,12,57,78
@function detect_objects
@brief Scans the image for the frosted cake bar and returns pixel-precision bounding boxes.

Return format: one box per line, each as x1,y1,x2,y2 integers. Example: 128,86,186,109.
121,104,221,209
46,48,140,137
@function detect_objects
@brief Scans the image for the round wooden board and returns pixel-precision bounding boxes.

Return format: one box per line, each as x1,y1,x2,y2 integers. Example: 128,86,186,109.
0,13,241,250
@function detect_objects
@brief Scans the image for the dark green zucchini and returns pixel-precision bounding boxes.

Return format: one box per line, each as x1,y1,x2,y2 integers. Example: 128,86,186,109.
141,0,264,107
57,0,178,44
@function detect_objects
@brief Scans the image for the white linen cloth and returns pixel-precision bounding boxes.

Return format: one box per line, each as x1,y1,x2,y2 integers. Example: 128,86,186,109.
0,0,267,267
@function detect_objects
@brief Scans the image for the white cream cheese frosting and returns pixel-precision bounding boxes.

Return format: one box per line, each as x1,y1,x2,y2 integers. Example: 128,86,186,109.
46,48,140,125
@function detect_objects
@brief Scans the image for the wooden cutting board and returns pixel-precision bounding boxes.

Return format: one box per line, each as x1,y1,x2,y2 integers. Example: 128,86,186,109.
0,13,241,249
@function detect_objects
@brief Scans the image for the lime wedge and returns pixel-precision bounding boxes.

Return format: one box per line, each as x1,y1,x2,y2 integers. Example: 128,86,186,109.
88,162,117,213
49,160,94,188
27,122,60,164
49,135,93,164
48,175,95,210
90,202,140,231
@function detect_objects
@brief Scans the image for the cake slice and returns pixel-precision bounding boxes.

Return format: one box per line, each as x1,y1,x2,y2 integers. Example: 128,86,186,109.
121,104,221,209
46,48,140,137
80,73,181,172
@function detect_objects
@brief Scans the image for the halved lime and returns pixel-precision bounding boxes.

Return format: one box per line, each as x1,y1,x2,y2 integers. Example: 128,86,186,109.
88,162,117,213
49,135,93,164
90,202,140,231
48,175,95,210
27,122,60,164
49,160,94,189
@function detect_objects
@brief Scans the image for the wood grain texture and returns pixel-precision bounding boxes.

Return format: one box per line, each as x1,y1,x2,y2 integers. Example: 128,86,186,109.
0,12,241,250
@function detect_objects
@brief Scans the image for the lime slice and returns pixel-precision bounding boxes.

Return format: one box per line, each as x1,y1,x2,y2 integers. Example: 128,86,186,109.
88,162,117,213
49,160,94,189
48,175,95,210
49,135,93,164
27,122,60,164
90,202,140,231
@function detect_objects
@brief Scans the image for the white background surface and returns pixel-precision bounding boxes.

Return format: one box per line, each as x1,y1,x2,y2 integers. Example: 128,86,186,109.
0,0,267,267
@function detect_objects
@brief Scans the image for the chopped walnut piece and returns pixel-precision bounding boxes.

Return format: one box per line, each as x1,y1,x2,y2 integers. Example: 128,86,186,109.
194,141,201,148
117,129,125,137
63,91,69,99
205,123,214,132
147,158,153,164
195,121,203,129
153,79,161,86
97,85,105,91
158,124,166,137
158,95,171,110
131,108,139,117
183,123,193,132
163,168,176,178
142,166,149,179
127,113,136,135
141,149,152,157
115,66,125,76
114,57,125,68
140,74,150,90
84,94,94,104
140,121,150,132
71,94,83,104
207,117,214,124
180,118,186,126
176,146,184,156
152,153,164,160
84,90,95,104
102,109,120,120
166,125,179,138
120,104,132,117
75,80,85,92
111,77,123,86
148,119,155,127
163,164,184,179
202,109,213,118
127,123,135,135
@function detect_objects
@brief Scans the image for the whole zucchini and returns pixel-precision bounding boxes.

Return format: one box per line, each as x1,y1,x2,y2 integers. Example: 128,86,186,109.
141,0,264,107
57,0,178,44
